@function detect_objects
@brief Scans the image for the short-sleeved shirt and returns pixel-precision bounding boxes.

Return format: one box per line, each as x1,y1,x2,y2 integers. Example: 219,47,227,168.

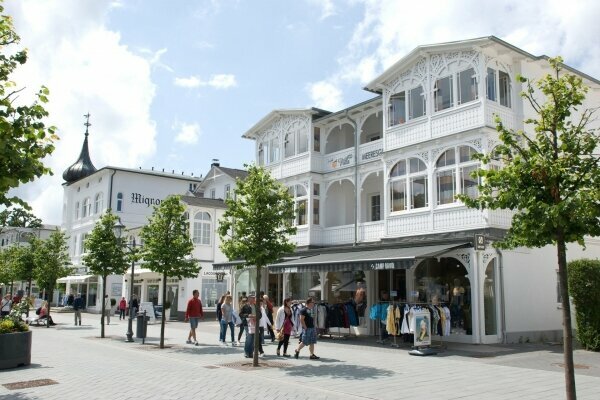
300,307,314,329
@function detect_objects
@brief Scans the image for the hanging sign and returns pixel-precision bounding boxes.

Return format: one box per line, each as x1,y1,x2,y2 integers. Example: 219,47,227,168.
475,234,486,251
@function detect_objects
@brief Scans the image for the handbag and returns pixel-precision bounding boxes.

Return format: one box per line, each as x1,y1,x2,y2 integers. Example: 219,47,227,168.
275,329,284,341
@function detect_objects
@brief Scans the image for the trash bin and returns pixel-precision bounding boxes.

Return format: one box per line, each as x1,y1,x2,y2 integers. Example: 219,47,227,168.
136,312,149,339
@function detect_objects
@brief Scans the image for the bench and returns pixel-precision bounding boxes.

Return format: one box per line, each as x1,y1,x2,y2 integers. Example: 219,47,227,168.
25,315,47,326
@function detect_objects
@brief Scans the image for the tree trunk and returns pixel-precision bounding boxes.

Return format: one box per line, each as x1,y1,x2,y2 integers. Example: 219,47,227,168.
557,237,577,400
26,278,32,317
253,266,261,367
160,272,167,348
100,276,107,338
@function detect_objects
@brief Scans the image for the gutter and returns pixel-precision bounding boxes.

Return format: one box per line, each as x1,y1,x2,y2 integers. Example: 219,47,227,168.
108,169,117,211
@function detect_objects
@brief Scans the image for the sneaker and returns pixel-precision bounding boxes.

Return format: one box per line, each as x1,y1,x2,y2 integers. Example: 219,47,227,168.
195,342,199,346
277,351,281,356
283,353,291,357
309,354,320,360
186,340,193,344
294,350,299,359
259,352,265,357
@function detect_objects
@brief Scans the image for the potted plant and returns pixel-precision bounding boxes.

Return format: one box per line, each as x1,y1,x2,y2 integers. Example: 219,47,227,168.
0,300,32,369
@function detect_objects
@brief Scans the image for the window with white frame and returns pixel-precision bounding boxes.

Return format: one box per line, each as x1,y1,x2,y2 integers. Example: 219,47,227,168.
313,127,321,152
225,184,231,199
389,157,428,212
210,189,216,199
435,146,480,205
284,125,308,159
389,85,426,127
370,194,381,221
434,67,478,113
258,143,265,166
82,197,91,217
289,184,308,226
75,202,80,219
193,211,211,245
486,67,511,108
94,193,103,214
269,138,280,163
80,233,87,255
116,192,123,212
312,183,320,225
284,131,295,158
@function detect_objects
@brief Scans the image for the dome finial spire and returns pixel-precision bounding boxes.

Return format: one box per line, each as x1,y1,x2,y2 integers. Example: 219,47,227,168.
84,112,91,136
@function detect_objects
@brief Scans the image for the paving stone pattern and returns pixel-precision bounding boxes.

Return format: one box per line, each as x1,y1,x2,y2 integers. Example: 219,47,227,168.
0,312,599,399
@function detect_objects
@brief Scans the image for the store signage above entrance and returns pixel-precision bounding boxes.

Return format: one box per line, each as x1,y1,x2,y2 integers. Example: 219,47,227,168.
215,272,225,282
369,262,396,270
475,234,486,251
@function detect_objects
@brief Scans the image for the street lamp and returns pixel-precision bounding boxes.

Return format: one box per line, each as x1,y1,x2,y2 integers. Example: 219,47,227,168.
113,217,137,343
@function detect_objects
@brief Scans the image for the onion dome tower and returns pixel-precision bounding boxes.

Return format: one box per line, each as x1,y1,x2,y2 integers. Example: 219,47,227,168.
62,113,97,183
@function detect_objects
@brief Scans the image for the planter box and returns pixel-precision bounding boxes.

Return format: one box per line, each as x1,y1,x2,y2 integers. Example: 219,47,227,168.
0,330,32,369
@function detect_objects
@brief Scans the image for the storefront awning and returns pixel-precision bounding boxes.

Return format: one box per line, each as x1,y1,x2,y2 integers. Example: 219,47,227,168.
212,260,247,271
57,274,94,284
268,243,469,273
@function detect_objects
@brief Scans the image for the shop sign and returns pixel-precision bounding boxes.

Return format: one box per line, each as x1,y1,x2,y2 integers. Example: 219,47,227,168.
361,148,383,161
215,272,225,282
475,234,486,251
414,310,432,347
131,192,162,207
327,152,353,169
369,262,395,270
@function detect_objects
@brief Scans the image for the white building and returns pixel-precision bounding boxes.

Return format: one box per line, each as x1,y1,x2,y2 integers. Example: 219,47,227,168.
0,224,60,299
218,36,600,344
61,121,201,312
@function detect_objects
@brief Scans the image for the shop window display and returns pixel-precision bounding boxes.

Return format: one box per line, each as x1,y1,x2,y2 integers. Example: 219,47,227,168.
413,258,471,335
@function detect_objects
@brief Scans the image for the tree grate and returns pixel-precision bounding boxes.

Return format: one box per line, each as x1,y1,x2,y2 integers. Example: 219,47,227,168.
3,379,58,390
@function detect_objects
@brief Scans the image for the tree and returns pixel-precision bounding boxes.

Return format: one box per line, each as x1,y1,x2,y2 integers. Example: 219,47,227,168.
218,164,296,366
0,207,43,229
83,211,128,338
0,247,17,292
459,57,600,400
0,1,58,209
140,195,198,348
34,230,71,328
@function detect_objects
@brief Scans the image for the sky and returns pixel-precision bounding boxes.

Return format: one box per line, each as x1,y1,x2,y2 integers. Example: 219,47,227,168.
5,0,600,226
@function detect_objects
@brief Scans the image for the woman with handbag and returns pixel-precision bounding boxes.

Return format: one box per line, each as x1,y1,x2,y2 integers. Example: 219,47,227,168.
274,297,294,357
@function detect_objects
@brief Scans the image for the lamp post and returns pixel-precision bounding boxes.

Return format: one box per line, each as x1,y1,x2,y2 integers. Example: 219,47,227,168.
113,218,137,343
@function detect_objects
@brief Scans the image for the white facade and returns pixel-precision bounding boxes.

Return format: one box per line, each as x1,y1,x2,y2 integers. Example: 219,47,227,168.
237,36,600,343
61,166,201,312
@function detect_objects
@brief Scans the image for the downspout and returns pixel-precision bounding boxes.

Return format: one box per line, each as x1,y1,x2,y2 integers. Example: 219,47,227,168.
107,169,117,211
497,249,507,344
345,111,359,246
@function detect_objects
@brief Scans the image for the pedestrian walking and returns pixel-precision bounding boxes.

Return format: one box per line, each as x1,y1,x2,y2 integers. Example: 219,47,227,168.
262,294,276,341
294,297,319,360
237,297,248,345
239,294,259,358
131,294,139,315
103,294,111,325
220,295,236,345
184,289,204,345
118,297,127,320
1,293,12,317
73,293,84,326
275,297,295,357
216,294,225,342
258,298,271,356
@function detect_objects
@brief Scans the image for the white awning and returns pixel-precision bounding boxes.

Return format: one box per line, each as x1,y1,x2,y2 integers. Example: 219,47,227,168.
57,275,94,284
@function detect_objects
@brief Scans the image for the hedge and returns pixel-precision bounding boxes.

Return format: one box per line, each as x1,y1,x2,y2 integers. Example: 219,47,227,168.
568,258,600,351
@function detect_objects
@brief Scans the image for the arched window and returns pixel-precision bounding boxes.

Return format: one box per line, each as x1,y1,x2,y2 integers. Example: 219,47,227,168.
94,193,103,214
116,192,123,212
193,212,211,245
389,158,428,212
82,198,91,218
435,146,480,205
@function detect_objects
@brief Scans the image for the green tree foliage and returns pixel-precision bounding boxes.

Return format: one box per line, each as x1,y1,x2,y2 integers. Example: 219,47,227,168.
0,246,17,288
0,1,58,208
218,164,296,366
0,207,43,228
83,211,128,338
34,230,71,328
140,195,197,348
568,259,600,351
12,240,38,304
459,57,600,400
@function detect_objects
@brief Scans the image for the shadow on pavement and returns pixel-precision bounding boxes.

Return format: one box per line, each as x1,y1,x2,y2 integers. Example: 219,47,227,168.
171,345,242,355
0,392,33,400
283,363,395,380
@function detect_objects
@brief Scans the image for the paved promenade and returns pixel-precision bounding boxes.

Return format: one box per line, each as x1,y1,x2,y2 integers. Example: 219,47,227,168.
1,311,599,399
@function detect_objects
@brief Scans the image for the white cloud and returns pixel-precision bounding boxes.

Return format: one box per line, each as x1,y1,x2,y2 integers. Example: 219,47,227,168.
306,81,344,111
307,0,336,20
6,0,157,225
174,76,202,88
174,74,237,89
307,0,600,110
173,121,201,145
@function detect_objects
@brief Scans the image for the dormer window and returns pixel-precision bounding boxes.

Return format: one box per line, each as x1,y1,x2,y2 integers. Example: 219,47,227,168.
486,67,511,108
